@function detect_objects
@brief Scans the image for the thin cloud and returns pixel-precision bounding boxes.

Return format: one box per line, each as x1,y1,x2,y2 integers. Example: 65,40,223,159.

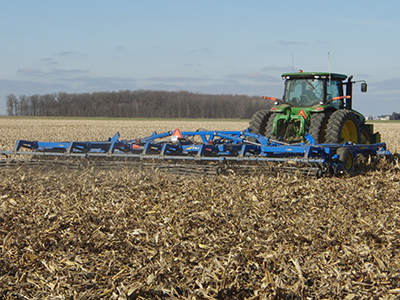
39,58,59,66
368,77,400,92
17,68,46,76
276,40,306,45
184,63,203,67
17,68,88,77
50,69,89,76
71,76,138,90
145,76,210,83
56,51,79,56
225,72,277,82
261,65,293,72
355,73,371,78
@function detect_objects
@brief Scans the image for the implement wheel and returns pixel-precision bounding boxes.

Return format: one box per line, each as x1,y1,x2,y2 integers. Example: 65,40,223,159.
325,110,360,144
308,111,332,144
248,109,273,135
337,147,354,172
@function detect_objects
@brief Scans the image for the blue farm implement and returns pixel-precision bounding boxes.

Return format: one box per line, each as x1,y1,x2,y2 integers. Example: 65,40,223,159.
0,128,391,177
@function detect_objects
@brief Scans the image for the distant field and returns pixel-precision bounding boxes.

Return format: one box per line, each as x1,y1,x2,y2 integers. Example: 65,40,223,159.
1,118,400,299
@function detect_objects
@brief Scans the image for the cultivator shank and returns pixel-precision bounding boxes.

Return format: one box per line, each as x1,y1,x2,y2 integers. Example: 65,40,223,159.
0,129,391,177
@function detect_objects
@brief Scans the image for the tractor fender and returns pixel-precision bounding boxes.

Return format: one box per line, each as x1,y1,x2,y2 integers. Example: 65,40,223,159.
271,104,291,113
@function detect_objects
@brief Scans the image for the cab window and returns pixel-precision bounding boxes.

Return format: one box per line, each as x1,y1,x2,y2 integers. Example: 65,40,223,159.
284,79,324,106
327,80,342,109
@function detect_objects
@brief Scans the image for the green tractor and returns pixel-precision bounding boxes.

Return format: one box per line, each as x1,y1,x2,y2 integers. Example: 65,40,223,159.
249,71,379,144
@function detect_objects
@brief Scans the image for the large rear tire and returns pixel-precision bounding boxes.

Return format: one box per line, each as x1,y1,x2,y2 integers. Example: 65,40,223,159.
308,111,332,144
359,125,373,144
248,109,273,135
325,110,360,144
265,113,286,140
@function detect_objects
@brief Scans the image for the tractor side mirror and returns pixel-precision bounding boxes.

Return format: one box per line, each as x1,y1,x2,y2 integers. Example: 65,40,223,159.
361,82,367,93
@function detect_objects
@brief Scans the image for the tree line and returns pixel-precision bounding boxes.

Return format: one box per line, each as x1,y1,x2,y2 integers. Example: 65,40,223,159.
390,112,400,120
5,90,273,119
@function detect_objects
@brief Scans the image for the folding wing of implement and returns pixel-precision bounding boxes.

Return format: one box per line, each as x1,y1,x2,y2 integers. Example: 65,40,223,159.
0,129,391,177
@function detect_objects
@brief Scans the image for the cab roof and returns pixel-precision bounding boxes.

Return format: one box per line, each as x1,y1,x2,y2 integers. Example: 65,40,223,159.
281,72,348,81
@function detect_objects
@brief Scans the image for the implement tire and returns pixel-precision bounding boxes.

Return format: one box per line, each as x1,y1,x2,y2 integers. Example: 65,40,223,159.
248,109,273,135
337,147,354,172
308,111,332,144
325,110,360,144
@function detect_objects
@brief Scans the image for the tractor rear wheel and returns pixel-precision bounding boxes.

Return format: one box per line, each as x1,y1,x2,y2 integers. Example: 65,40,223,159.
359,125,373,144
248,109,273,135
308,111,332,144
325,110,360,144
265,113,286,140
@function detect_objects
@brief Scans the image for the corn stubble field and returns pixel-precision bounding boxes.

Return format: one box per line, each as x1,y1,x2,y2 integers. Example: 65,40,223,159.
1,118,400,300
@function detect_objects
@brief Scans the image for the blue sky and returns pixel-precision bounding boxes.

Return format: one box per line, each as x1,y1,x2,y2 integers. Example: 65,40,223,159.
0,1,399,117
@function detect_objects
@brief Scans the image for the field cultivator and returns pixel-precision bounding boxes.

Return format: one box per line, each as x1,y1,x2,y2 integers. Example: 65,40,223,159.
0,128,391,177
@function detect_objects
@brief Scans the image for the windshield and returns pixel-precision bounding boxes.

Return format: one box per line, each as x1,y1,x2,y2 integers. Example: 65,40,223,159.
283,79,324,106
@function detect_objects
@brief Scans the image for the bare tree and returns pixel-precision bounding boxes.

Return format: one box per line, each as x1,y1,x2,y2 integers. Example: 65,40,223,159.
5,94,17,116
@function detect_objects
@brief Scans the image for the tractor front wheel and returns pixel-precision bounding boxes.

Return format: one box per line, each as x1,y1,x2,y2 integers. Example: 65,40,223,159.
325,110,360,144
248,109,273,135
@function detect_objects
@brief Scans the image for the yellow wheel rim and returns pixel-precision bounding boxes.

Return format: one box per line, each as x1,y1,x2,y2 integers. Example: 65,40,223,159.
341,120,358,143
344,152,353,170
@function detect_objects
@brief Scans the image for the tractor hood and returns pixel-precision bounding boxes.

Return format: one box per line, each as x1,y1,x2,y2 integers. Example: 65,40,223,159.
271,104,319,115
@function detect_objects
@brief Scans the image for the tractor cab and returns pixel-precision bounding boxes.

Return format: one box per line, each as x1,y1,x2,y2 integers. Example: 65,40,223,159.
281,72,348,109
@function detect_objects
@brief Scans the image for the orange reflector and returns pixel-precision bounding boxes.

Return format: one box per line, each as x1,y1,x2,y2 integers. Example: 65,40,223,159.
332,95,351,100
315,107,324,111
132,144,140,149
172,128,183,139
298,109,307,119
262,96,277,101
271,107,278,111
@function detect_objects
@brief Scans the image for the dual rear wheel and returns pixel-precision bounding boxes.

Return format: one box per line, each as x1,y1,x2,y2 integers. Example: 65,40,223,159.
324,110,360,144
248,109,272,136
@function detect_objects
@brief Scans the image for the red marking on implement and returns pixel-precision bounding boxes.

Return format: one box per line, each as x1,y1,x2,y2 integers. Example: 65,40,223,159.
172,128,183,139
